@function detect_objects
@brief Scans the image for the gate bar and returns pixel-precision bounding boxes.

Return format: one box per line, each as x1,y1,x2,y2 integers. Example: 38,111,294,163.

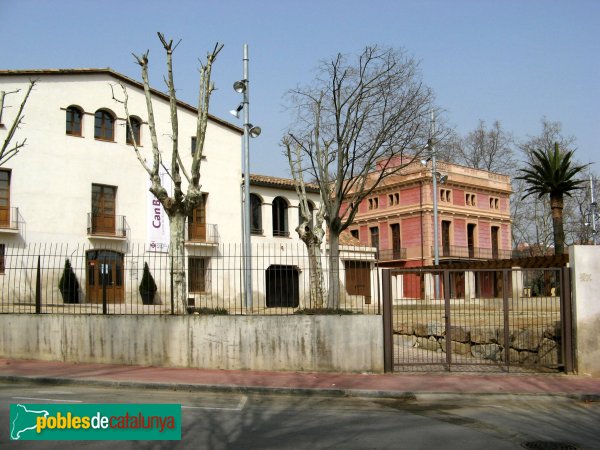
561,267,574,373
502,269,510,371
382,269,393,373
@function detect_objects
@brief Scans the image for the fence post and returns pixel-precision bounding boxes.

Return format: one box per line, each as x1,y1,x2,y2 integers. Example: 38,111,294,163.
443,270,451,369
382,269,393,373
35,255,41,314
502,269,510,370
170,253,174,315
102,258,107,315
560,267,574,373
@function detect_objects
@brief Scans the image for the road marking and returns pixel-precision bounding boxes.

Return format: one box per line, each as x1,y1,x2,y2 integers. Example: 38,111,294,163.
37,391,74,395
12,396,82,403
182,395,247,411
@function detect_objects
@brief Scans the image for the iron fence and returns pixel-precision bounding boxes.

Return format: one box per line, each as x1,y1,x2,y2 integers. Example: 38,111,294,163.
383,266,572,373
0,242,380,315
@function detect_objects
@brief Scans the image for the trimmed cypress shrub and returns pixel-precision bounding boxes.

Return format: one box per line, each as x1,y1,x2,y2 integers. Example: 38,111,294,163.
58,259,80,304
139,262,157,305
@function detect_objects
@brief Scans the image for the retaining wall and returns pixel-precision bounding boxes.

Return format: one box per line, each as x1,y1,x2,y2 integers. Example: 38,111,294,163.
0,314,384,373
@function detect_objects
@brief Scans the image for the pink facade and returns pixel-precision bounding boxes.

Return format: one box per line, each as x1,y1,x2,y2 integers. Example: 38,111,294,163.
347,160,512,268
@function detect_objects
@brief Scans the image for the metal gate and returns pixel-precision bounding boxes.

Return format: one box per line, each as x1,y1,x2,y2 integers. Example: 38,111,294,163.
382,267,573,373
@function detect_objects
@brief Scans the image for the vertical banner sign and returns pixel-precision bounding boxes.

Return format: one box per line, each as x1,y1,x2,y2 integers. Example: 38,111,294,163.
147,170,171,252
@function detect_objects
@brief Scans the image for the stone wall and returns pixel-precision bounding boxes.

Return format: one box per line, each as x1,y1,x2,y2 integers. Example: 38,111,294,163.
394,320,560,366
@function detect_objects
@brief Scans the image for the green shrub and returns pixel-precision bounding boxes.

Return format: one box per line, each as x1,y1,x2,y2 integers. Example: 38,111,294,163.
139,262,157,305
58,259,80,304
294,308,358,315
186,306,229,315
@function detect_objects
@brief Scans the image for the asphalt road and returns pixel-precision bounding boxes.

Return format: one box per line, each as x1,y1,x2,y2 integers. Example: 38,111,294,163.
2,381,599,449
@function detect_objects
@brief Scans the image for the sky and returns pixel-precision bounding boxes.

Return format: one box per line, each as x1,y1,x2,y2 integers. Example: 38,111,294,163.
2,0,599,177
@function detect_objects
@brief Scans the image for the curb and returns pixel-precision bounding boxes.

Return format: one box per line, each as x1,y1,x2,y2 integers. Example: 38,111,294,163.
3,375,600,402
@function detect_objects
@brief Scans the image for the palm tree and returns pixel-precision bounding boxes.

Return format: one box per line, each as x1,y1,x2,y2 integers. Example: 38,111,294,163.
517,142,588,255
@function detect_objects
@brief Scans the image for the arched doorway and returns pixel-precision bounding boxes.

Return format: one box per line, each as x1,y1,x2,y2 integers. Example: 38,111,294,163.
86,250,124,303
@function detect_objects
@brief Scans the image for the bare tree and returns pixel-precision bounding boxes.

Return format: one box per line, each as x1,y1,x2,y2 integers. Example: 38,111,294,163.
0,79,37,166
284,138,326,308
455,120,515,174
285,45,434,308
114,33,223,310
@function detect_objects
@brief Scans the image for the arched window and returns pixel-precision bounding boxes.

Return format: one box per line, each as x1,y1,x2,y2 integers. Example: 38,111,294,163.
66,106,83,136
126,116,142,145
272,197,289,237
94,109,115,141
250,194,262,235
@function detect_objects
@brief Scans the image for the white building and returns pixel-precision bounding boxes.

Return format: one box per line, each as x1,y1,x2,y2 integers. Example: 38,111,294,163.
0,69,376,311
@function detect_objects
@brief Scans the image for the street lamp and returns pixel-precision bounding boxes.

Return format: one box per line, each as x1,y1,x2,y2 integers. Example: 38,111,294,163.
232,44,261,308
584,175,599,245
421,111,446,298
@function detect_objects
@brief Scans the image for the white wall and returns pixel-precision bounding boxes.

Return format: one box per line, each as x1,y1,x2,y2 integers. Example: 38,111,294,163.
0,314,384,373
570,245,600,377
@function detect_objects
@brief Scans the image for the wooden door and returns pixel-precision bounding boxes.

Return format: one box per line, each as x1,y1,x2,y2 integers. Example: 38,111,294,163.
86,250,124,303
467,224,476,258
442,221,451,257
0,170,10,227
91,185,116,234
345,261,372,304
391,223,401,259
491,226,499,259
188,195,207,241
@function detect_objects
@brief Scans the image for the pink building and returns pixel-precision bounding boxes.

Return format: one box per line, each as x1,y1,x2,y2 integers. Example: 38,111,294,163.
346,159,512,298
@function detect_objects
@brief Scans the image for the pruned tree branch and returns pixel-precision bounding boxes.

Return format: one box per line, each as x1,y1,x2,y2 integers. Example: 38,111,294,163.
0,78,38,166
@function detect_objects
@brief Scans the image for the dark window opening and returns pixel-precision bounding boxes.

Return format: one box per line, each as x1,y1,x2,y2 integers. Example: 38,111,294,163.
126,117,141,145
66,106,83,136
250,194,262,234
94,109,115,141
272,197,289,237
266,265,299,308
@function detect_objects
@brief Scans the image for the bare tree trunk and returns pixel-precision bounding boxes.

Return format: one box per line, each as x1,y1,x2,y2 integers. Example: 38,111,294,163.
169,213,187,311
296,221,325,308
327,231,341,309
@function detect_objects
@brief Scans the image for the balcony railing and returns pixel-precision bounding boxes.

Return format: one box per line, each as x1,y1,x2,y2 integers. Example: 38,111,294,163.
432,245,513,260
186,222,219,244
87,213,128,238
377,248,407,261
0,207,23,233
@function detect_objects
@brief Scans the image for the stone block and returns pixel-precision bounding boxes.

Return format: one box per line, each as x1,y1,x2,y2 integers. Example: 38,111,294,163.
394,334,417,348
446,325,470,343
415,336,441,352
510,328,542,351
439,338,471,355
471,343,503,361
426,321,445,337
537,338,559,366
470,327,498,344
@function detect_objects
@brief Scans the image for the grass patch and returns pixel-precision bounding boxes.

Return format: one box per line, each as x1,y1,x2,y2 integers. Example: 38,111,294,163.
186,307,229,315
294,308,360,315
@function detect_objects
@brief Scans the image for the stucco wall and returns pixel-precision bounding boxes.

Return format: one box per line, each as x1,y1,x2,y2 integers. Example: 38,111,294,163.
0,314,384,373
570,245,600,377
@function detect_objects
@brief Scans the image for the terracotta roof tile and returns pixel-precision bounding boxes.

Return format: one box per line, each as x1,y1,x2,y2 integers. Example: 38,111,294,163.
249,174,319,193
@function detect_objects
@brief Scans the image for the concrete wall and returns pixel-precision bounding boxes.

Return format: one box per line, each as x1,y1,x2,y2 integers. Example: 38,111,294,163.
570,245,600,377
0,314,384,373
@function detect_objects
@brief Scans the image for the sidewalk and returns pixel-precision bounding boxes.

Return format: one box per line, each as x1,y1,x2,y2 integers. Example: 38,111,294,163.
2,358,600,400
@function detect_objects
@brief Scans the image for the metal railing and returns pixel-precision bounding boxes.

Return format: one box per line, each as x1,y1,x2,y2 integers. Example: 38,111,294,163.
0,207,24,232
0,242,380,316
382,266,572,373
377,248,407,261
185,223,219,244
432,245,513,260
87,213,128,238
